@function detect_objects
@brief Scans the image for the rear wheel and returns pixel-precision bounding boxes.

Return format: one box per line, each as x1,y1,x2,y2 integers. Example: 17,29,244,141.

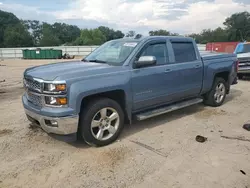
204,77,227,107
79,98,124,147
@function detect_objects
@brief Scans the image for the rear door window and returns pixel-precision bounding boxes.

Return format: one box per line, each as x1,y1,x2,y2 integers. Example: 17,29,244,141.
171,42,197,63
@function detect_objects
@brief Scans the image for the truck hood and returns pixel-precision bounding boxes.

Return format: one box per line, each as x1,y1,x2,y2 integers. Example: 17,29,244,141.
24,60,124,81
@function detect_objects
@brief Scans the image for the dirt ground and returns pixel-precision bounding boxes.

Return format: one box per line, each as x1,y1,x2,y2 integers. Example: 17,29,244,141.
0,59,250,188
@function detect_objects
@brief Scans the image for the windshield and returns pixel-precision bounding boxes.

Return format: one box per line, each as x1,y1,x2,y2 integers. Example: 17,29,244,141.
83,40,138,65
234,43,250,54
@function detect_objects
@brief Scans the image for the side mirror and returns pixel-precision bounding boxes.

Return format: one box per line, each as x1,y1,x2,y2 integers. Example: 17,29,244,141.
135,56,157,68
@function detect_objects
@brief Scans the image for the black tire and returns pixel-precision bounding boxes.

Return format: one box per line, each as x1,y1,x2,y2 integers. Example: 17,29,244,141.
79,98,124,147
204,77,227,107
238,74,243,79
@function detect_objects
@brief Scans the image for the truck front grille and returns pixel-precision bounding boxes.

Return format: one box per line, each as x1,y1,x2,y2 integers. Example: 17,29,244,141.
24,78,42,92
27,91,43,106
239,62,250,67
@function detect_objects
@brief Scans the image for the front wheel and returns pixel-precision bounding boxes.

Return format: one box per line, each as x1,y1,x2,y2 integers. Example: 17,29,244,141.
204,77,227,107
79,98,124,147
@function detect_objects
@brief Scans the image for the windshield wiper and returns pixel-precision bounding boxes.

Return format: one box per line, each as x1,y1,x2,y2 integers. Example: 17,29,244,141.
88,59,107,63
82,59,107,64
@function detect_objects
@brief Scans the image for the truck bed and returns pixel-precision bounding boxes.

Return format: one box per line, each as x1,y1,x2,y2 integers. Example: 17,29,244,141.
200,51,236,60
199,50,237,95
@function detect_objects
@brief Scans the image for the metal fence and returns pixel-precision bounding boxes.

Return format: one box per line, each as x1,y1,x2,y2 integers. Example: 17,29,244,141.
0,44,206,59
0,46,99,59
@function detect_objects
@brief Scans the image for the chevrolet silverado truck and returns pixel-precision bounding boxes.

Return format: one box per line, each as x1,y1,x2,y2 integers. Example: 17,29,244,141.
234,42,250,79
22,36,238,146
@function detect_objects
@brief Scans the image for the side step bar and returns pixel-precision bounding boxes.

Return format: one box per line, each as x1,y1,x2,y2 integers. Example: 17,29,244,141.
136,98,203,121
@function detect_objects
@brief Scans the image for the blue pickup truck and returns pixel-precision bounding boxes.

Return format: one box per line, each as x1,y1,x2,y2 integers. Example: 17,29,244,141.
22,36,238,146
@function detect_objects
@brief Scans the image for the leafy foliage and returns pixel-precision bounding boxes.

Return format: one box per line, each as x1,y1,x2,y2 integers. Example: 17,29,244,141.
149,30,179,36
3,23,33,47
125,31,136,37
224,11,250,41
39,23,61,46
189,12,250,43
0,10,22,47
52,22,81,44
21,20,42,45
74,28,106,45
98,26,124,41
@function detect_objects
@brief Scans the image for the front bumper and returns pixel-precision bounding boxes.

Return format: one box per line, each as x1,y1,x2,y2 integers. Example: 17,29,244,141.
23,92,78,135
25,108,78,135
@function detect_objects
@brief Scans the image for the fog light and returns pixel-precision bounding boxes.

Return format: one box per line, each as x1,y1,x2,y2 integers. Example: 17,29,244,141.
45,120,58,127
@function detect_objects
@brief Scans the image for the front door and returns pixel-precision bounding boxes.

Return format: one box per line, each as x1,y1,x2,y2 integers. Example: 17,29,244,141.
131,40,171,111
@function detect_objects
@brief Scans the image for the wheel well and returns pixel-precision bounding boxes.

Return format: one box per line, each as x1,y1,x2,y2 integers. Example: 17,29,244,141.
215,71,229,83
80,90,128,121
214,71,230,93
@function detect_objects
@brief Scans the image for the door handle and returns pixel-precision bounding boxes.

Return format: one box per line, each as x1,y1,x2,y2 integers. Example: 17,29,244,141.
165,68,171,72
194,64,201,68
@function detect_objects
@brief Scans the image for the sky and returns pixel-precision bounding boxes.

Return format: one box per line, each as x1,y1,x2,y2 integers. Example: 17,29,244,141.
0,0,250,35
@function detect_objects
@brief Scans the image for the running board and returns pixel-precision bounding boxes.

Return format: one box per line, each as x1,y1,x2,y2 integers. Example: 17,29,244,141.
136,98,203,121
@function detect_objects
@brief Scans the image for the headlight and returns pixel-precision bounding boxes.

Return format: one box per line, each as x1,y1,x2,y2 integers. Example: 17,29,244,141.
44,83,66,93
45,96,67,106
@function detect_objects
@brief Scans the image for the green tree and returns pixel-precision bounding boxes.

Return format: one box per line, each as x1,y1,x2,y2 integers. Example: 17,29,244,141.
52,22,81,44
149,30,179,36
0,10,20,47
39,23,61,46
149,30,170,36
125,30,136,37
211,27,228,42
74,28,106,45
22,20,42,46
223,11,250,41
188,28,228,44
188,33,202,43
98,26,124,41
3,23,33,47
113,30,125,39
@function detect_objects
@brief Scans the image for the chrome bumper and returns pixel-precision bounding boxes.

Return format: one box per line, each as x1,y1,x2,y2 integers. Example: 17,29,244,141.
25,109,79,135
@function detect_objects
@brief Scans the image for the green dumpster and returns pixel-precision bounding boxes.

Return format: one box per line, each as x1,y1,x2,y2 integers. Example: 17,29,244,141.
22,48,62,59
22,49,35,59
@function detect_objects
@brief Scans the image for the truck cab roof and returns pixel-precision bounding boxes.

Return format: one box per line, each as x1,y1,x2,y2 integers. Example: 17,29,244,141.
115,35,195,43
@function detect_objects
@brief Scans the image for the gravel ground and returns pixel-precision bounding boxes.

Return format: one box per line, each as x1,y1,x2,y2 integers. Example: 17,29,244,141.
0,59,250,188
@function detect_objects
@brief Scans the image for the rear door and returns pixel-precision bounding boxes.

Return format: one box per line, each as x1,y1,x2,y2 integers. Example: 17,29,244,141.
168,39,203,100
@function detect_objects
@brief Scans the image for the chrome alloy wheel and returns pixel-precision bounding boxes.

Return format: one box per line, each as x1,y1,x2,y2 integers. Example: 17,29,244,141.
214,83,226,103
90,107,120,141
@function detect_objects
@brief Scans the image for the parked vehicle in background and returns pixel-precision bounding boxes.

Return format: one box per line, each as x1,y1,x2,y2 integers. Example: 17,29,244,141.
22,36,238,147
234,42,250,79
206,42,239,53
